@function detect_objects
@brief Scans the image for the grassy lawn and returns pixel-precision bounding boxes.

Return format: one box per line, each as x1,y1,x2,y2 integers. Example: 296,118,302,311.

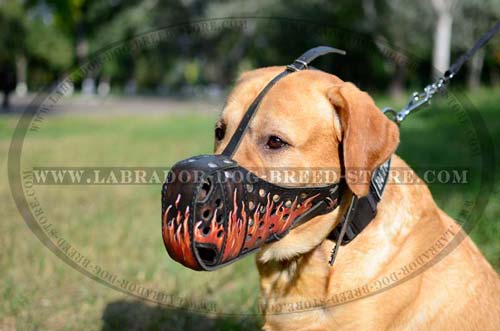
1,87,499,330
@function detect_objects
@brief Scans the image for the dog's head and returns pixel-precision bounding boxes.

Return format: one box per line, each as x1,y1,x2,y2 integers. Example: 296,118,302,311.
215,67,399,262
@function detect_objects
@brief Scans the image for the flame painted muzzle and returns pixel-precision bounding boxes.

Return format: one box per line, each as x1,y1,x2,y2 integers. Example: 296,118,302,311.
162,154,341,270
162,46,347,270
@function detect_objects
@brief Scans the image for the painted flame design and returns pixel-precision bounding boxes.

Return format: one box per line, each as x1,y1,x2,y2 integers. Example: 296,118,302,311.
220,190,246,262
194,208,225,252
162,194,198,269
242,193,320,251
163,189,334,268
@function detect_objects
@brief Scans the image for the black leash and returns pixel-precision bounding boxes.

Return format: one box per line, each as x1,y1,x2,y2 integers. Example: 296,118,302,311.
384,21,500,124
446,21,500,81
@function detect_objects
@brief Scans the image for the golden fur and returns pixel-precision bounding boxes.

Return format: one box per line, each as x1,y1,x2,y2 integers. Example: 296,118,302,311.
214,67,500,330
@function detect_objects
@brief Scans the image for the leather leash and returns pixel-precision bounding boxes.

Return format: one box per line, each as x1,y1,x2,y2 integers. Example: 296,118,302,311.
383,21,500,125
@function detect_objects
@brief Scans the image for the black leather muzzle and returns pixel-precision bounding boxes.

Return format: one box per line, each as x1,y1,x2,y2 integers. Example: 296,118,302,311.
162,154,341,270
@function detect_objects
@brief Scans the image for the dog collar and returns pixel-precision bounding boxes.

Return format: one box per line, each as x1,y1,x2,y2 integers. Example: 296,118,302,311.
328,157,391,249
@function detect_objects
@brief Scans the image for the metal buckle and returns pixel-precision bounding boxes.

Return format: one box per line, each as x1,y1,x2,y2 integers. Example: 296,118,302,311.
286,59,309,72
295,59,308,69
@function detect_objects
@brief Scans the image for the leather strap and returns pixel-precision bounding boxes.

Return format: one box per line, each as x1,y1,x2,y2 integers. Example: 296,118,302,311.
222,46,346,157
445,21,500,80
287,46,346,72
328,158,391,245
329,194,358,266
222,70,291,156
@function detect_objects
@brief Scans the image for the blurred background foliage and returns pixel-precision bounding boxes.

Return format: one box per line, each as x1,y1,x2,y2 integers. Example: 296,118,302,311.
0,0,499,106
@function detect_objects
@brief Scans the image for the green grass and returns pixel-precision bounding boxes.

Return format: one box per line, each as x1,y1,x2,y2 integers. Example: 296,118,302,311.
1,87,499,330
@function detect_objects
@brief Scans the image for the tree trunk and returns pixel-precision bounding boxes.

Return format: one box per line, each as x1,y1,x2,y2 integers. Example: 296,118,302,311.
389,61,407,99
431,0,455,78
362,0,378,31
75,20,95,95
15,55,27,96
490,66,500,86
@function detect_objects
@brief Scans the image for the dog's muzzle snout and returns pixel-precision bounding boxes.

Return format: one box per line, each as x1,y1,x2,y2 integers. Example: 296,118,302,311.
161,154,341,271
162,155,234,270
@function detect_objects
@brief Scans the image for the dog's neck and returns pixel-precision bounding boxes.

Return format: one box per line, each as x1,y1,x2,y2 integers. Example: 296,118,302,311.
256,157,444,313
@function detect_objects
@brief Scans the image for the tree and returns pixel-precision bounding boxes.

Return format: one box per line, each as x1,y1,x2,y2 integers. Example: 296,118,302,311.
374,0,433,98
452,0,500,89
431,0,457,78
29,0,146,93
0,1,25,110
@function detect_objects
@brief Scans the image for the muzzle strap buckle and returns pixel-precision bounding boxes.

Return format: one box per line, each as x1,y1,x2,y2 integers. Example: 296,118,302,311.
287,46,346,72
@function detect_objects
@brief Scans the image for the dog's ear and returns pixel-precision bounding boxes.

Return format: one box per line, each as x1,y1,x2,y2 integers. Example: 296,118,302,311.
328,82,399,197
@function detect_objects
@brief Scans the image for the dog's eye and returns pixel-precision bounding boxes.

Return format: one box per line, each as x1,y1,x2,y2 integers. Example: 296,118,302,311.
215,122,226,141
266,135,288,150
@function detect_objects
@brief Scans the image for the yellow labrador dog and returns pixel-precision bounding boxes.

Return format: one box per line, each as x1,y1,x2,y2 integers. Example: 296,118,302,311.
214,67,500,330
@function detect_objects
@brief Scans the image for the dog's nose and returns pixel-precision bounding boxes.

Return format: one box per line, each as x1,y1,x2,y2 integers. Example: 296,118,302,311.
162,155,234,269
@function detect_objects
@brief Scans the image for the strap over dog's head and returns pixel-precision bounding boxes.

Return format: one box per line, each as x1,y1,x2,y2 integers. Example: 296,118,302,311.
221,46,347,157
